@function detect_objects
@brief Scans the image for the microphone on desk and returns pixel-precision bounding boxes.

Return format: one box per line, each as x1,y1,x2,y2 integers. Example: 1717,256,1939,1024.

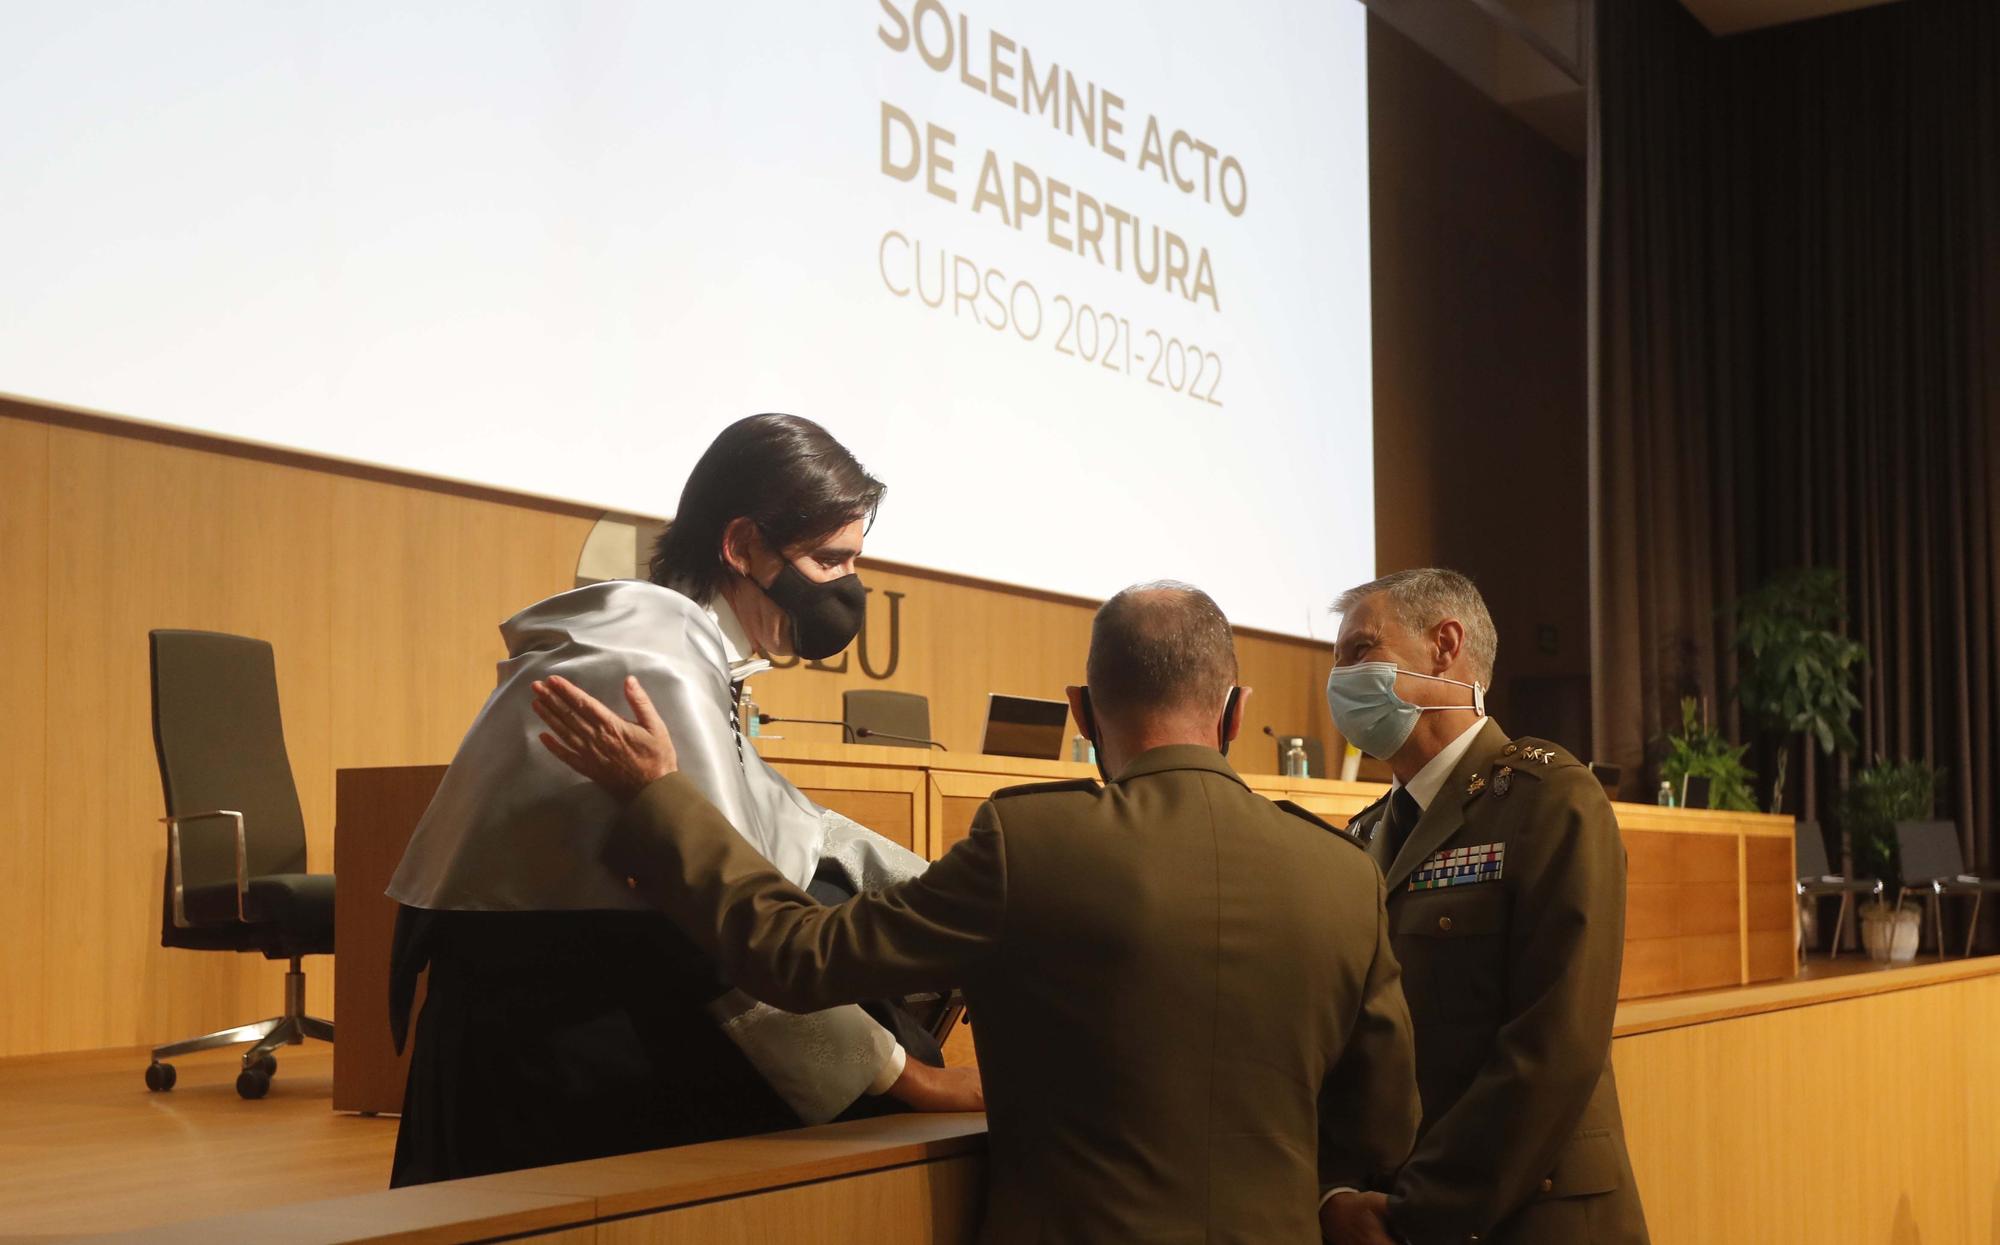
755,714,857,742
854,727,948,751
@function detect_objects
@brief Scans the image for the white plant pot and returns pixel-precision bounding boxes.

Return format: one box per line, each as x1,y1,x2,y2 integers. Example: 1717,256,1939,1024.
1860,906,1921,964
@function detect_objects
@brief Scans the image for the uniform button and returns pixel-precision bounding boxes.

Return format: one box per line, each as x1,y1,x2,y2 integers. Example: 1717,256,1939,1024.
1541,1178,1554,1193
1438,916,1454,932
1501,743,1517,755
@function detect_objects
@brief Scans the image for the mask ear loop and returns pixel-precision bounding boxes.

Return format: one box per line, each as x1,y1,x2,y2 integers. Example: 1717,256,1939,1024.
1401,669,1488,717
1076,687,1112,784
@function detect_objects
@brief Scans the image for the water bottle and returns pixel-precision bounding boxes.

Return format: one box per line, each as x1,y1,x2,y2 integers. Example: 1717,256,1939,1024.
1656,779,1675,808
1071,734,1090,764
1284,740,1308,779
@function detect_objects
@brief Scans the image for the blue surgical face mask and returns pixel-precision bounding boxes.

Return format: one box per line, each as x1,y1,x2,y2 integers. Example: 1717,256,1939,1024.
1324,662,1487,761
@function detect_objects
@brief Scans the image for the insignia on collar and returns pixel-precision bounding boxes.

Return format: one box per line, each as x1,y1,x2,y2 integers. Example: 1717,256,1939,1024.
1520,746,1555,764
1408,842,1506,890
1493,766,1514,797
1467,773,1486,796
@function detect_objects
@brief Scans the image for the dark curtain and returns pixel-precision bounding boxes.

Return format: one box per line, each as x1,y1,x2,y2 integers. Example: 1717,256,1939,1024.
1591,0,2000,939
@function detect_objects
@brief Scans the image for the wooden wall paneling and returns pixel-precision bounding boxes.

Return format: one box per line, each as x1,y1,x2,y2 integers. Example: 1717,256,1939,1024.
326,473,591,775
1236,636,1341,770
333,764,447,1115
104,1181,596,1245
591,1155,982,1245
0,414,51,1057
42,425,337,1055
1612,972,2000,1244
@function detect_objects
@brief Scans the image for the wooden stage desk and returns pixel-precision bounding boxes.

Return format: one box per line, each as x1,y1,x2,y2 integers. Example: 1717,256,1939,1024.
333,743,1794,1113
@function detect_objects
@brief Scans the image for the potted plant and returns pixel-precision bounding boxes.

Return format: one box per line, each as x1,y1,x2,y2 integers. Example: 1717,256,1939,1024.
1836,759,1943,963
1658,698,1760,812
1731,568,1867,814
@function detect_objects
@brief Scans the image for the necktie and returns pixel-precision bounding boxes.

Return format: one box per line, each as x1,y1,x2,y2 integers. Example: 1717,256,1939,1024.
1384,787,1422,864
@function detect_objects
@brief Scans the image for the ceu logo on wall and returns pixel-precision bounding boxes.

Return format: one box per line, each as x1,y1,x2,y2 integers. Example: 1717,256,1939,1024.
576,514,906,681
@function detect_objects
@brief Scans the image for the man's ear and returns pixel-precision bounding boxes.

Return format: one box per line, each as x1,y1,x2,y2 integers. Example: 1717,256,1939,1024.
1432,619,1467,675
1065,685,1093,740
1222,685,1250,746
720,517,761,580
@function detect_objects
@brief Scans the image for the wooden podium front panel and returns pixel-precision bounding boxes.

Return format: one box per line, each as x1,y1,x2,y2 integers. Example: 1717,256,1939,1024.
1619,829,1741,999
1615,805,1797,1000
927,772,1009,860
767,761,927,856
333,764,447,1115
1743,834,1798,984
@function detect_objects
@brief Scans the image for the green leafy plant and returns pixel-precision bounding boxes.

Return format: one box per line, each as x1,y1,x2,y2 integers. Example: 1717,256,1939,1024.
1835,758,1943,893
1658,697,1760,812
1731,568,1867,811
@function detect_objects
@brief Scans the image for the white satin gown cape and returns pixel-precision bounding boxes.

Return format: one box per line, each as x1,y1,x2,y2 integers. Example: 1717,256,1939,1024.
387,580,928,1123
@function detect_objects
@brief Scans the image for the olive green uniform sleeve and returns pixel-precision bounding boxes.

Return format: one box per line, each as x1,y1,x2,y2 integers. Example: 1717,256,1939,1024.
605,771,1006,1012
1319,874,1422,1193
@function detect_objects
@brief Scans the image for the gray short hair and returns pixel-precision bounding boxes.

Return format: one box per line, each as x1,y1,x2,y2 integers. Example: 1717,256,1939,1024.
1088,580,1240,714
1331,568,1498,684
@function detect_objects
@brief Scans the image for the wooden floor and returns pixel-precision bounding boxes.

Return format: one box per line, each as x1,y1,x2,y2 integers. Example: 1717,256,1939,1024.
0,1043,396,1237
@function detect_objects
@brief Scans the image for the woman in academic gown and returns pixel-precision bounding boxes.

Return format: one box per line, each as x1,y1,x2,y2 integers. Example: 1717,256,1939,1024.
383,415,979,1185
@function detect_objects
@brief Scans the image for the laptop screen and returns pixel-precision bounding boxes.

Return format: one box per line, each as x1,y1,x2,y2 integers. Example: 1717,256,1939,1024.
981,694,1072,761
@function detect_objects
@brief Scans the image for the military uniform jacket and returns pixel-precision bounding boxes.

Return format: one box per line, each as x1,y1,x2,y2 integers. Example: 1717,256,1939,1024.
605,744,1421,1245
1346,719,1649,1245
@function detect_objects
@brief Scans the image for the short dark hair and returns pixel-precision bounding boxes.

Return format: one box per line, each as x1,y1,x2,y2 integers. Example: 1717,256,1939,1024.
649,414,885,602
1087,581,1240,715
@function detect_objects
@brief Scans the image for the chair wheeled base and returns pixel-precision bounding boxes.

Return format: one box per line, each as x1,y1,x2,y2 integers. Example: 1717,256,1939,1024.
145,957,333,1098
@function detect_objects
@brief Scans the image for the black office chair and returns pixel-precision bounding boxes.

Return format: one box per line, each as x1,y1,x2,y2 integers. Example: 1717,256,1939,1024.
145,630,335,1099
842,689,936,749
1794,819,1881,961
1893,819,2000,959
1271,735,1327,779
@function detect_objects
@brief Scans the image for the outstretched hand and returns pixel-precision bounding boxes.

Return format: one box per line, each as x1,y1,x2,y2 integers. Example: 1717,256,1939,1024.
532,674,678,800
887,1059,986,1114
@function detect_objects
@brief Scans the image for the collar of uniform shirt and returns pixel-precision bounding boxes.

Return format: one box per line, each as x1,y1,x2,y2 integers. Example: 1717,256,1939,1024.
1393,716,1491,811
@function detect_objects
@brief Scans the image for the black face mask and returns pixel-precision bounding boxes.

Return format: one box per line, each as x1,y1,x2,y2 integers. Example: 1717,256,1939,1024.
760,561,867,661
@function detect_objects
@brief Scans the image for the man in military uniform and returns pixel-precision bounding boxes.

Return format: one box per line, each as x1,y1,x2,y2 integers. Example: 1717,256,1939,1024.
1319,569,1649,1245
533,581,1421,1245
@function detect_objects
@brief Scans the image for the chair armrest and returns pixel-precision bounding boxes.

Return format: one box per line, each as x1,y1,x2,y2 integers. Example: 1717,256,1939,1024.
163,810,247,928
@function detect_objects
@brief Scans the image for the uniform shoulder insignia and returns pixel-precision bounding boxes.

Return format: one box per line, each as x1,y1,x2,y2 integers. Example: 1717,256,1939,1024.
990,777,1102,801
1495,737,1582,773
1274,800,1366,849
